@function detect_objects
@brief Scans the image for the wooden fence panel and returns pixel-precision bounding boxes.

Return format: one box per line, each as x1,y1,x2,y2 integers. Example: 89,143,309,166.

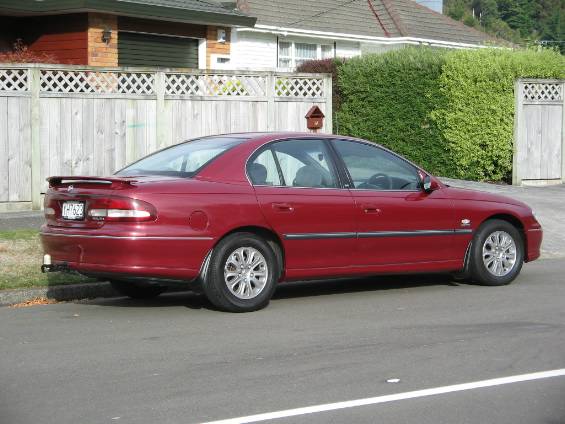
514,79,565,185
0,97,8,202
7,97,31,202
0,65,332,210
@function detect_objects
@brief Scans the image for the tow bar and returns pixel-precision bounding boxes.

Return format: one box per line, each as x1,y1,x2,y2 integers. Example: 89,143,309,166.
41,255,71,273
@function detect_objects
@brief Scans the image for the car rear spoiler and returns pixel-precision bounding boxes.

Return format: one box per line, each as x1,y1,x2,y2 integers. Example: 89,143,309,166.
47,176,138,188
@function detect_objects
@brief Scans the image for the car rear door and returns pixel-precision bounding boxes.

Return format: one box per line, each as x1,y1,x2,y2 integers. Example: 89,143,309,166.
330,139,458,267
248,138,357,279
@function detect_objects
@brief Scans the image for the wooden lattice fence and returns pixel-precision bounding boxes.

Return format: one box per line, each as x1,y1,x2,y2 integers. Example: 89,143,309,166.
0,64,332,211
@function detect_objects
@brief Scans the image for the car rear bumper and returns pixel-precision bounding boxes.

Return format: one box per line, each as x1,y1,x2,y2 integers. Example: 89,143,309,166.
40,227,213,281
526,227,543,262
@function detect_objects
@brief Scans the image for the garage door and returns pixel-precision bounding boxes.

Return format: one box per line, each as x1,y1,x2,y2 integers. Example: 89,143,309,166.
118,32,199,68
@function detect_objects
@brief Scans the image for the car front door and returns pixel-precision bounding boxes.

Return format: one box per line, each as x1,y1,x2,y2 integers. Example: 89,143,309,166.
248,138,357,280
330,139,458,267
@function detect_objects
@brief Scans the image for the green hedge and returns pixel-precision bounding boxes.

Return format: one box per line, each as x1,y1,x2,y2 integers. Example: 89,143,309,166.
334,47,565,182
431,48,565,181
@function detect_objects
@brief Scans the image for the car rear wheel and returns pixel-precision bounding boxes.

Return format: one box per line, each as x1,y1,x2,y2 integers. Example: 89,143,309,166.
203,232,279,312
470,219,524,286
110,280,166,299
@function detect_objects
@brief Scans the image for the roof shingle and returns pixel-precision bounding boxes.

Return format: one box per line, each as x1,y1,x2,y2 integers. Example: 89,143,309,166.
243,0,495,45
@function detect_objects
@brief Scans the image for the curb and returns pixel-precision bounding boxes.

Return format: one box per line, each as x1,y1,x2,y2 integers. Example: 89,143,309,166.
0,282,119,306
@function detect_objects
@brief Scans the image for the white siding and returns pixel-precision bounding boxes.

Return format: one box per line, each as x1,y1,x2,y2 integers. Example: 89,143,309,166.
361,42,407,54
336,40,361,58
231,30,278,70
231,31,362,70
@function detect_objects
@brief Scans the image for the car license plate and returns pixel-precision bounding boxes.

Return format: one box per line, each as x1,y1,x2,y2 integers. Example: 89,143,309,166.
61,201,85,220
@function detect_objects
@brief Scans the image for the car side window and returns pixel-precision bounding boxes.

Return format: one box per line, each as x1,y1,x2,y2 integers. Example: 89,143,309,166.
272,139,338,188
248,149,282,186
247,139,339,188
332,140,420,191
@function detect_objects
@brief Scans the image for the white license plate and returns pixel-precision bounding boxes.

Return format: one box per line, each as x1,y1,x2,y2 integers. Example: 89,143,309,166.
61,201,85,220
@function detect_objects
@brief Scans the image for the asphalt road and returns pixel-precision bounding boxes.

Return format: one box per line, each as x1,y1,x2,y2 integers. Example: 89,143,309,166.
1,259,565,424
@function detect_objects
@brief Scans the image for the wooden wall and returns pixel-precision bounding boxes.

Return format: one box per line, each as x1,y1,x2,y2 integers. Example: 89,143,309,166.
207,26,231,68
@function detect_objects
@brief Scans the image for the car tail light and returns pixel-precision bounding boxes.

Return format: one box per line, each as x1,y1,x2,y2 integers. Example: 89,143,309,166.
87,197,157,222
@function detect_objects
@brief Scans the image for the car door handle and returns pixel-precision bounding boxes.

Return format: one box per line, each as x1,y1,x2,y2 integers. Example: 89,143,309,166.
362,204,381,214
272,203,294,212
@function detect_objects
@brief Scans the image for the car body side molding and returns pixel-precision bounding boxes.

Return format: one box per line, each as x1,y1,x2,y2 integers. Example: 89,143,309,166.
284,229,473,240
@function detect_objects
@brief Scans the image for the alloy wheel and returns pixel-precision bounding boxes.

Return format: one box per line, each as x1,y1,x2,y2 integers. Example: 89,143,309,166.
224,247,269,299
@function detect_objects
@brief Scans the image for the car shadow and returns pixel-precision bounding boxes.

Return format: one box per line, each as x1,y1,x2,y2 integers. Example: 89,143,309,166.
81,274,462,311
273,274,460,300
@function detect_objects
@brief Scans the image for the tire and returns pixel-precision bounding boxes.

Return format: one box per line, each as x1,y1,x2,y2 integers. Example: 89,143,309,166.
469,219,524,286
110,280,166,299
203,232,279,312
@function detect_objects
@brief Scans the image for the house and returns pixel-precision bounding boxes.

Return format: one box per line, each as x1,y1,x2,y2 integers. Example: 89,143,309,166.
0,0,496,71
230,0,498,71
0,0,255,69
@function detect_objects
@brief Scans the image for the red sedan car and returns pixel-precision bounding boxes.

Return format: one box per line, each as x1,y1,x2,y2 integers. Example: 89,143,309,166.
41,133,542,312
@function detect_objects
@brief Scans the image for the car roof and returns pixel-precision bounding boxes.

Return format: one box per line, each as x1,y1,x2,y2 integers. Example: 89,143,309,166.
219,132,356,143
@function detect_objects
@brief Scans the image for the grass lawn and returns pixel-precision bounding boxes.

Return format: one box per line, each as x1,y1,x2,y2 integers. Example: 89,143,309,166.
0,229,97,290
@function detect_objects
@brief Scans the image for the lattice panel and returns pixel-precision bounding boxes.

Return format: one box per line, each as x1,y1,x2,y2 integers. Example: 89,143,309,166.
275,77,324,98
40,70,154,94
166,74,267,96
0,69,28,92
522,83,563,102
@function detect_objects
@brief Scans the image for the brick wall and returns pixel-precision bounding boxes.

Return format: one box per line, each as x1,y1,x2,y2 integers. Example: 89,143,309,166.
0,14,88,64
206,26,231,69
88,13,118,67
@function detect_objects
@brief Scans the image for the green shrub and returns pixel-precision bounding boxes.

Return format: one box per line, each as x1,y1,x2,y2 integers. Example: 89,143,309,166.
336,47,454,176
335,46,565,182
431,48,565,181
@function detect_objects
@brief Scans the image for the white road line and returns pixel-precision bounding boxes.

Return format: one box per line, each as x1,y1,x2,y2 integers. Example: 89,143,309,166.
201,369,565,424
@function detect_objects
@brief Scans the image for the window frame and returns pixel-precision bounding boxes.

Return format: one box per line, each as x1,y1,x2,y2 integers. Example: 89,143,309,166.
328,139,423,192
277,41,335,70
246,138,345,190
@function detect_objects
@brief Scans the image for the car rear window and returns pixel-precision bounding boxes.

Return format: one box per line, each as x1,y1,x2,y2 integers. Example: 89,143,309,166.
116,136,248,178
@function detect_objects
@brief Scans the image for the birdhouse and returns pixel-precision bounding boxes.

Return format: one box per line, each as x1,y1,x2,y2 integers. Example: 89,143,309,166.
305,106,325,132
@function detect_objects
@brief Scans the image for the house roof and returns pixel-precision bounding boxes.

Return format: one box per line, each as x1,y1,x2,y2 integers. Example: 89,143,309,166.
243,0,496,45
241,0,400,38
0,0,256,27
389,0,497,44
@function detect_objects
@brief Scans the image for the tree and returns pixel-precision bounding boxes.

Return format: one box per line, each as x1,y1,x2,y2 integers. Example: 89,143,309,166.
444,0,564,53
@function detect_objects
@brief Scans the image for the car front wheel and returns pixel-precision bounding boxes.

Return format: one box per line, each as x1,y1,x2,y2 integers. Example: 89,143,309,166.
470,219,524,286
203,232,279,312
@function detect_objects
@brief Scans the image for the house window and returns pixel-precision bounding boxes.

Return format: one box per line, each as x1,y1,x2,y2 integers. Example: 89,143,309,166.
294,43,317,67
321,44,334,59
278,41,334,70
278,41,292,69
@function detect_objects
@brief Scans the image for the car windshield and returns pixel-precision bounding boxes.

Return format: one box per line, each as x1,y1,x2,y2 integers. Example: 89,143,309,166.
116,136,248,178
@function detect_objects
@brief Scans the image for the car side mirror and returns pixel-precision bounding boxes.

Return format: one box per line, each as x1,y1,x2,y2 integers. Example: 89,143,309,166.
422,175,439,194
